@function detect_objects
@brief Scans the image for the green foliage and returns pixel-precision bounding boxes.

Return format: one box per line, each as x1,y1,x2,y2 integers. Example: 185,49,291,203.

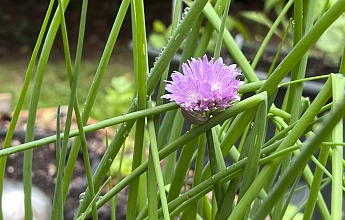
1,0,345,219
148,19,171,50
109,153,133,177
148,16,250,52
207,15,251,52
264,0,286,13
283,205,303,220
0,60,131,111
317,14,345,62
241,0,345,62
241,11,284,38
92,76,134,120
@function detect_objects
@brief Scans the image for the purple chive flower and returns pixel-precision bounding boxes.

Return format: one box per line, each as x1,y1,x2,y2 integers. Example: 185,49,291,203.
162,55,243,124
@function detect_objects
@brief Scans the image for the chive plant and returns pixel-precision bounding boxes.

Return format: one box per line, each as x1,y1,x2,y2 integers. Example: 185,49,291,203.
1,0,345,219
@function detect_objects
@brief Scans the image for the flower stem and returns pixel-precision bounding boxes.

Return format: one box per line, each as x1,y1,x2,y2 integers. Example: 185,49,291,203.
214,0,231,60
206,129,224,212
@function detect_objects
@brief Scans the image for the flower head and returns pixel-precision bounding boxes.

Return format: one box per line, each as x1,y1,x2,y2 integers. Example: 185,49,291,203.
162,55,243,124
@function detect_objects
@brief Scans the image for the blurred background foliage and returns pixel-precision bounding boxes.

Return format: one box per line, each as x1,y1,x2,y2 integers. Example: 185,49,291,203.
0,0,262,55
3,0,342,121
0,0,262,121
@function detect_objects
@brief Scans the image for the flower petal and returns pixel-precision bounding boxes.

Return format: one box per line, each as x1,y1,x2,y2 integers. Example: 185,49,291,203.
161,55,243,124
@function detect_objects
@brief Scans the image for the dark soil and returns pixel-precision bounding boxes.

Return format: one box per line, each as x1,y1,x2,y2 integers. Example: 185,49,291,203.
0,107,127,219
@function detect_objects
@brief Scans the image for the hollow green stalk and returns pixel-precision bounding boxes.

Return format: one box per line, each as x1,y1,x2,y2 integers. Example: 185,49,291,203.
279,172,303,220
330,74,345,219
258,0,345,96
71,0,99,218
77,177,112,220
157,142,307,219
273,1,305,216
285,0,316,122
23,0,73,215
67,0,131,213
147,0,209,94
218,118,253,220
303,144,331,219
201,107,258,180
55,0,94,210
106,134,118,220
231,78,333,219
279,75,330,87
0,103,178,157
166,124,198,202
237,93,268,218
161,11,204,185
53,0,98,218
202,2,258,83
267,18,292,77
0,1,54,219
206,129,224,212
147,151,158,220
76,0,210,216
269,114,332,219
157,110,177,150
10,0,73,216
213,0,231,59
52,106,63,219
93,94,266,216
155,0,182,108
267,115,330,219
126,0,148,217
340,44,345,75
115,137,298,219
252,92,345,220
251,0,294,70
147,115,170,220
188,134,207,219
193,0,230,58
162,110,184,184
298,0,330,217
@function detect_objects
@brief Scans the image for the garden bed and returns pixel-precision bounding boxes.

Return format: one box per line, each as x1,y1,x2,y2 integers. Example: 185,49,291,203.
0,107,128,219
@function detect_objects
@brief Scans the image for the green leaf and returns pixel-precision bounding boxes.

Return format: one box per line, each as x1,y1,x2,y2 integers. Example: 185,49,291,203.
153,19,167,33
241,11,272,27
226,16,251,41
241,11,283,38
148,33,168,50
111,76,132,94
316,15,345,56
264,0,283,13
282,205,303,220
